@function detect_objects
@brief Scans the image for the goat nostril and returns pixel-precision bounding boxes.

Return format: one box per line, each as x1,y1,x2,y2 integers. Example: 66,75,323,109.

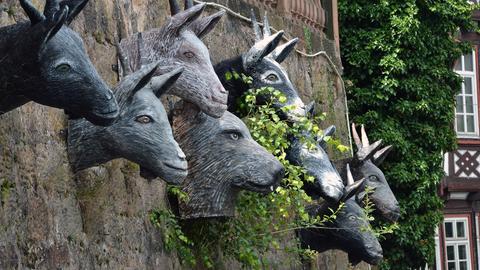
178,151,186,160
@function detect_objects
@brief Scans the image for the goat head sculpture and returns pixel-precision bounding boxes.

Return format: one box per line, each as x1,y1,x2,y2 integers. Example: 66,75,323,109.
0,0,118,126
297,168,383,266
214,10,305,121
118,0,228,118
345,123,399,222
171,101,285,219
68,63,188,184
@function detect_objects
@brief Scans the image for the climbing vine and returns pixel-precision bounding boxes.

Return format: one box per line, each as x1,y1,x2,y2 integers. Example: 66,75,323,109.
338,0,477,268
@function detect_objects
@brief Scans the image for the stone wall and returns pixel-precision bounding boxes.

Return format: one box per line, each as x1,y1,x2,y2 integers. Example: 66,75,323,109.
0,0,365,269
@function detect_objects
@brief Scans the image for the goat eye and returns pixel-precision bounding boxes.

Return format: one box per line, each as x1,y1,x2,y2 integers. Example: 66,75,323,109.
369,176,378,181
230,133,240,141
135,115,153,124
183,51,195,58
349,215,356,220
266,74,278,81
56,63,71,72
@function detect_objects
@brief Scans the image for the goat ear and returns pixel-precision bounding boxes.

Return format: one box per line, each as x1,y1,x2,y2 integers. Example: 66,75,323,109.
243,31,284,70
44,0,60,20
126,62,160,95
167,3,205,35
356,139,382,162
343,178,365,202
269,38,299,63
60,0,89,25
372,145,393,165
38,6,68,46
20,0,45,25
191,10,225,39
151,67,184,98
318,125,336,149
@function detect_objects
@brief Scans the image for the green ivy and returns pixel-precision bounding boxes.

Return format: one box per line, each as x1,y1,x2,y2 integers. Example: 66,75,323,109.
338,0,477,268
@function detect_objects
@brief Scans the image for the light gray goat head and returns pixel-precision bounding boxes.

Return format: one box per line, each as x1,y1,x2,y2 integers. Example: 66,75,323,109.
215,11,305,121
68,63,187,184
348,123,399,222
0,0,118,126
171,101,285,218
118,0,228,118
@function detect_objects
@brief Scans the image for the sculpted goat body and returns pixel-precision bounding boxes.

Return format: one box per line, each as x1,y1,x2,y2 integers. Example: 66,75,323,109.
68,63,188,184
297,170,383,266
171,102,284,219
0,0,119,126
119,0,228,118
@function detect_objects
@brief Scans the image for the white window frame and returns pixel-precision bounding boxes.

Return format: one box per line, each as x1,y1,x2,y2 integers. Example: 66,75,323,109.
444,217,472,270
454,50,479,138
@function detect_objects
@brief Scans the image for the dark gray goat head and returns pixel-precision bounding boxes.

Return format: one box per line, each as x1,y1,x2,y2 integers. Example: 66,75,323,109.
68,63,188,184
0,0,118,125
287,125,345,203
348,123,399,222
171,102,285,218
297,172,383,266
118,0,227,118
215,11,305,121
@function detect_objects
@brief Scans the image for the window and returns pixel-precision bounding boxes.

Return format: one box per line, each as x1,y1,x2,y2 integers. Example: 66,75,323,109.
444,218,471,270
454,51,478,137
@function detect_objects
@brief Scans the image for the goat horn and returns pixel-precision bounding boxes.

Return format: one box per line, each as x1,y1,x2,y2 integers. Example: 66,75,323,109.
250,9,262,41
361,124,370,147
136,32,150,68
263,12,271,36
116,41,131,76
346,164,354,186
20,0,45,25
351,123,362,149
169,0,181,15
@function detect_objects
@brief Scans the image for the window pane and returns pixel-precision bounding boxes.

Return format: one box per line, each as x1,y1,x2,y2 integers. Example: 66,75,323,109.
457,222,466,237
455,58,462,71
460,261,467,270
447,245,455,260
467,115,475,133
457,96,464,113
457,115,465,133
464,77,473,94
448,261,455,270
458,244,467,259
446,222,454,238
466,96,473,113
465,52,474,71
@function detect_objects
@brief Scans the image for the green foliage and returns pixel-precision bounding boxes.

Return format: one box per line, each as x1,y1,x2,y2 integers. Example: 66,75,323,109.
338,0,477,268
